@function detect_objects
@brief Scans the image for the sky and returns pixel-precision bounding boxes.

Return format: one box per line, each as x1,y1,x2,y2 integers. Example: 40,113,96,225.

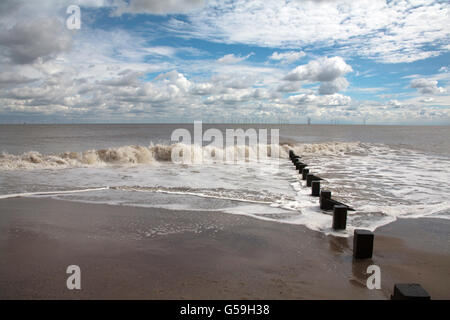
0,0,449,124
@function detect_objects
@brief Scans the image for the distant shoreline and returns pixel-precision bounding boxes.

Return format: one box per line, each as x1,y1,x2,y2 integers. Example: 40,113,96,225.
1,123,449,126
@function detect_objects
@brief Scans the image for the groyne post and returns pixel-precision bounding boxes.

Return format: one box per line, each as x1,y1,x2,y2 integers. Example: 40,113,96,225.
311,181,320,197
302,168,309,180
332,205,347,230
353,229,374,259
320,190,332,210
390,284,430,300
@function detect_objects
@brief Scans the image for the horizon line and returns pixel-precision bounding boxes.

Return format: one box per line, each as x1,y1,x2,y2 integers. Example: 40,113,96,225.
0,122,449,127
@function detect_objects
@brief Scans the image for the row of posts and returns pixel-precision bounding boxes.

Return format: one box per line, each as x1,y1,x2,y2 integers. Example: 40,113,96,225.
288,149,430,300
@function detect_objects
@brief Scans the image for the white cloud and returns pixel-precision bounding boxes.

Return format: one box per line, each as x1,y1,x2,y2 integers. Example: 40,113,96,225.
205,88,269,105
155,70,192,92
111,0,205,16
319,77,349,95
190,82,215,95
410,78,446,95
75,0,110,7
282,56,352,95
211,74,256,89
0,18,72,64
388,99,402,107
287,93,351,107
0,72,37,87
284,56,352,82
420,97,434,103
143,46,178,57
217,53,253,64
0,0,449,124
170,0,450,63
99,70,143,87
269,51,305,64
276,81,304,93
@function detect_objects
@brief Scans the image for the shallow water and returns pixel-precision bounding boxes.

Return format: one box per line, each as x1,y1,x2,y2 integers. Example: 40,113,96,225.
0,124,449,236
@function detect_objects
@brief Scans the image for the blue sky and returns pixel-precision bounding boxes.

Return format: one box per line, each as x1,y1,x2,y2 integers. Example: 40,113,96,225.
0,0,449,124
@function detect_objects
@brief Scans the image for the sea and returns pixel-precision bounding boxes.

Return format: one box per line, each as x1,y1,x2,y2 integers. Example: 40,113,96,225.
0,123,449,237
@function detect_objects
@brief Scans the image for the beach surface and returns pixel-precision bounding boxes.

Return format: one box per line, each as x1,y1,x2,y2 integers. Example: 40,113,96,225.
0,197,449,299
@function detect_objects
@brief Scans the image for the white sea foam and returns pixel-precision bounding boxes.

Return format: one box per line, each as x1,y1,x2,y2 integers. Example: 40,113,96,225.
112,186,277,204
0,187,110,199
0,141,448,237
0,141,367,170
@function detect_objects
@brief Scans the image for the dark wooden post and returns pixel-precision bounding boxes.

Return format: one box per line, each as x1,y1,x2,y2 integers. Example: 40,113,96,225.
353,229,374,259
311,180,320,197
332,205,347,230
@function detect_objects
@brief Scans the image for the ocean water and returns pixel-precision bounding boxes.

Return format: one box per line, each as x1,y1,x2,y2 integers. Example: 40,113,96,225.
0,124,449,237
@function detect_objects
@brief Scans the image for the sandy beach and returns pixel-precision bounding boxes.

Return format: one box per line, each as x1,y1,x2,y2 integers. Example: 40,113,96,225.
0,197,448,300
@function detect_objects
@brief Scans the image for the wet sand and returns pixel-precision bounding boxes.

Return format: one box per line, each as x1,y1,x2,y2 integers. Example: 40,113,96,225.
0,197,449,299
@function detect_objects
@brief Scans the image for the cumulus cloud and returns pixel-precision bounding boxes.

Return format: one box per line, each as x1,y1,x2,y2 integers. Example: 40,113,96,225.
282,56,352,95
204,88,273,105
318,77,349,95
388,99,402,108
0,0,448,124
211,74,256,89
269,51,305,64
276,81,304,93
410,78,446,95
190,82,215,96
286,93,318,105
287,93,351,107
112,0,205,15
284,56,352,82
0,18,72,64
75,0,111,7
155,70,192,92
99,70,143,87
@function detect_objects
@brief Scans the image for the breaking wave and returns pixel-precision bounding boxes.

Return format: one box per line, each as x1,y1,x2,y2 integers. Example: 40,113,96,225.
0,141,367,170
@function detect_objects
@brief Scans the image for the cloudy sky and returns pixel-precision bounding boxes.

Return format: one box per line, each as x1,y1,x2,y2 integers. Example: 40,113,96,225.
0,0,449,124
